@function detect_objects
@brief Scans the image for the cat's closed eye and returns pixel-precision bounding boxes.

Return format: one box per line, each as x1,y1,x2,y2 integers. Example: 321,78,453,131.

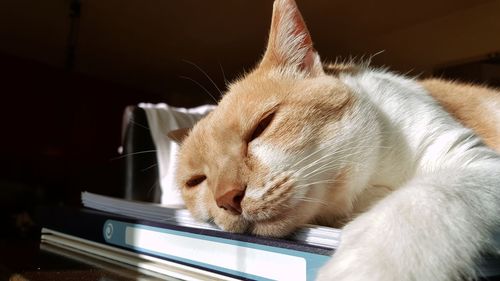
249,112,275,142
185,175,206,188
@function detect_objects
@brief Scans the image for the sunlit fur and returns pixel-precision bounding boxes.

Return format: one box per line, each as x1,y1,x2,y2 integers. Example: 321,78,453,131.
175,0,500,280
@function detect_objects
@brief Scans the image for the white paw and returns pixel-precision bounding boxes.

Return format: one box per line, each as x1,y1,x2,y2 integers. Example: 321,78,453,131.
316,249,395,281
315,216,402,281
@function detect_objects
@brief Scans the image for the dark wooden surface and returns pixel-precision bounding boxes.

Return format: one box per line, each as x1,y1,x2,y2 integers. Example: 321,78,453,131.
0,238,169,281
2,237,500,281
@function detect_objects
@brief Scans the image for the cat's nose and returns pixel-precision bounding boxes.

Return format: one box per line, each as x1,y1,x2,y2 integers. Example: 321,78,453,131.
216,189,245,215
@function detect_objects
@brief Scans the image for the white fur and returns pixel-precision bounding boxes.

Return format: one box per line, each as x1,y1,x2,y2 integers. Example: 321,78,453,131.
250,142,313,202
257,3,500,277
315,69,500,281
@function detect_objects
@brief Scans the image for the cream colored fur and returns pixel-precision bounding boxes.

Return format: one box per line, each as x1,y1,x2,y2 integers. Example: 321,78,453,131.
175,0,500,280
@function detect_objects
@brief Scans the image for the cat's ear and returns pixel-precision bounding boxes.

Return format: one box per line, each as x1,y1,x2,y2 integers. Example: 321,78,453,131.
260,0,323,76
167,128,190,145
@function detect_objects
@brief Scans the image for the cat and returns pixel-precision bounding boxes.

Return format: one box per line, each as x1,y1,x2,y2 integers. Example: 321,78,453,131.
173,0,500,280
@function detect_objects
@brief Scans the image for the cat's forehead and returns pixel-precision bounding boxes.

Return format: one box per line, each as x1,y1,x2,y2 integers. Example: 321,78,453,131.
179,76,288,164
211,76,292,124
224,74,292,106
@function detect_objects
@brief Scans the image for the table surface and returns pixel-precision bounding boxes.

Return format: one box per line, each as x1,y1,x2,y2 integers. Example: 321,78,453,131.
0,238,170,281
3,237,500,281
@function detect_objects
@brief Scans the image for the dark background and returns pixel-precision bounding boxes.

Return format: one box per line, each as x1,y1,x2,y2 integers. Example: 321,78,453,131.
1,0,499,238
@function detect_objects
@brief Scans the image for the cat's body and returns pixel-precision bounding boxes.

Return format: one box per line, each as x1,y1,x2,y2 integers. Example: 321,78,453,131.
174,0,500,280
422,78,500,151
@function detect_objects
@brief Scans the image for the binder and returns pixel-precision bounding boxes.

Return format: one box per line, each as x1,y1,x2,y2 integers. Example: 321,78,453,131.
40,207,334,281
40,192,500,280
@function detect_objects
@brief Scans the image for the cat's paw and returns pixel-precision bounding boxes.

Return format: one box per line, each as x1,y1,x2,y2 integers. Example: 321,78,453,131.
315,216,402,281
315,249,393,281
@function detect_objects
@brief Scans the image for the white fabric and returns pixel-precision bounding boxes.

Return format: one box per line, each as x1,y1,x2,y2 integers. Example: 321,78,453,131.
139,103,215,207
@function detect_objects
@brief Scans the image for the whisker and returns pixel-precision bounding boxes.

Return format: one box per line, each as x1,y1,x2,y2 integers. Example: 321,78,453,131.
141,163,159,172
179,75,219,103
294,176,345,184
110,149,158,161
295,151,338,174
289,141,354,170
128,118,151,131
294,179,344,189
293,142,388,176
147,179,161,198
219,62,228,85
291,139,373,171
182,59,223,96
301,156,369,180
292,145,342,172
289,146,327,170
299,153,365,179
294,197,329,206
294,146,363,175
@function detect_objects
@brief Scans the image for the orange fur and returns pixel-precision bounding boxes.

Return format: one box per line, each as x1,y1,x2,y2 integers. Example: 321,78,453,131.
421,79,500,152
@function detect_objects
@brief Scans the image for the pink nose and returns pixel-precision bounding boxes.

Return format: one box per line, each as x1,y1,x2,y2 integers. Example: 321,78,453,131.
216,189,245,214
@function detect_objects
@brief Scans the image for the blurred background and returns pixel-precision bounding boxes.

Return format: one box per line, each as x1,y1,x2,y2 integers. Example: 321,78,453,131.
0,0,499,239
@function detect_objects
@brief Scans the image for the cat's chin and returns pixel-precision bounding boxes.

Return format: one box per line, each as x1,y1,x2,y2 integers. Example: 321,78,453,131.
240,205,301,237
213,213,250,234
249,218,300,237
212,212,299,237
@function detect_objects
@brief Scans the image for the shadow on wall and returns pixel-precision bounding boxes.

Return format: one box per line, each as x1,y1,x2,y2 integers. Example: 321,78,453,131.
0,0,500,238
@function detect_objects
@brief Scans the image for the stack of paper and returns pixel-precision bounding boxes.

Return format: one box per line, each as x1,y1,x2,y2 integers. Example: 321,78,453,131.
81,191,341,249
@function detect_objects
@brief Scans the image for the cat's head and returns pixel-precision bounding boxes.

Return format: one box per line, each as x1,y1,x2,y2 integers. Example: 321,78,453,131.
175,0,377,236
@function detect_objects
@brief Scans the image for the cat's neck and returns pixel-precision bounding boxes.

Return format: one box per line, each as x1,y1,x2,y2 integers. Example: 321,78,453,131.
322,69,492,218
339,70,426,188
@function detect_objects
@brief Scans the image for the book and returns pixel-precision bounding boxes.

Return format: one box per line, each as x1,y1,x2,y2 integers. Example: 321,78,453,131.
40,193,340,281
81,191,341,249
41,220,235,281
40,192,500,280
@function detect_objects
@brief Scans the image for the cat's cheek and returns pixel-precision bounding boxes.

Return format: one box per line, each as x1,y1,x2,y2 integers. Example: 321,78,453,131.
243,177,294,220
182,185,213,222
250,142,290,172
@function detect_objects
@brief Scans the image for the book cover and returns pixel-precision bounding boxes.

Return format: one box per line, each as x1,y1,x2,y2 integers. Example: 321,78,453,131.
81,192,341,249
40,206,334,281
40,192,500,280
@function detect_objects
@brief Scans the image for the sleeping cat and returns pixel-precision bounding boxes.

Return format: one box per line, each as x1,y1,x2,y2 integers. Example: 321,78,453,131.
173,0,500,280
